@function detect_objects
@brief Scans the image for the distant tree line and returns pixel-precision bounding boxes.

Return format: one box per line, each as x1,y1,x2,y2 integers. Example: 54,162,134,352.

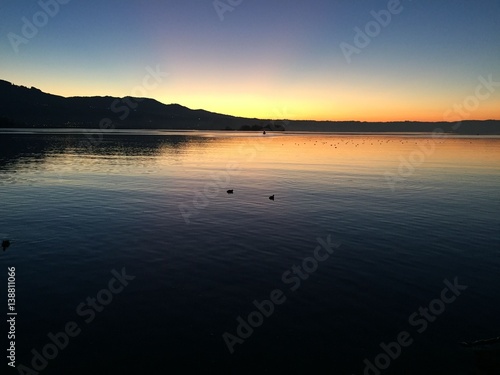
237,123,286,131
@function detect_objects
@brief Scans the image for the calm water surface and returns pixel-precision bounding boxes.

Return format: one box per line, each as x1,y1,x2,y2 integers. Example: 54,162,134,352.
1,130,499,374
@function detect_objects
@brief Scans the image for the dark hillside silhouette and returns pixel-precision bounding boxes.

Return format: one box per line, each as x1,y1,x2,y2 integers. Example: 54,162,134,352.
1,80,499,134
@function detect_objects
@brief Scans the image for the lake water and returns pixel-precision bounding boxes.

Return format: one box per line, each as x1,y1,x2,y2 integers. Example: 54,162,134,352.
1,130,499,374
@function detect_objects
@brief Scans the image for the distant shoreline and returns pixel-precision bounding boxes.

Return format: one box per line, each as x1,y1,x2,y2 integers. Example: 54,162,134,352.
2,128,500,138
2,79,500,135
3,121,500,135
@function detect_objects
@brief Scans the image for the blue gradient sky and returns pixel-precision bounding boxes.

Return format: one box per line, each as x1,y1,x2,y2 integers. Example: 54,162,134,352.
1,0,499,121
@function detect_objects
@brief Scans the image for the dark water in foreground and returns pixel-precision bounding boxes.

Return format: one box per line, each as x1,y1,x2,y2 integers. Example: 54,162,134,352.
1,130,499,374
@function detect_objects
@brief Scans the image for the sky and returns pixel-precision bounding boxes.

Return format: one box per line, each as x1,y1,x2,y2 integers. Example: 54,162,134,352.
1,0,499,121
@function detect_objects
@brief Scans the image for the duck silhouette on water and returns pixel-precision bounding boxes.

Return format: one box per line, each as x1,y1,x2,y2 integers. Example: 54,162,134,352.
226,190,274,200
2,240,11,251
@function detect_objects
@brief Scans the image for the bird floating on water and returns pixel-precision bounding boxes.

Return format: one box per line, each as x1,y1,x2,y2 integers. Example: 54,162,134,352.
269,195,275,201
227,190,234,194
2,240,11,251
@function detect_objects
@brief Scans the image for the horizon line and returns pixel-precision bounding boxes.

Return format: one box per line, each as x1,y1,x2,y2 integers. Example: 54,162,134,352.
2,78,499,124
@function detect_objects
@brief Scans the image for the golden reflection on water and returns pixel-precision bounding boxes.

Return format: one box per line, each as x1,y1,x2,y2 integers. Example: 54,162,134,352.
159,134,500,177
3,133,498,188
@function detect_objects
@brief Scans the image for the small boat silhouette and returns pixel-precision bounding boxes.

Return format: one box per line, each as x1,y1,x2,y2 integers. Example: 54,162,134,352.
269,195,274,201
227,190,234,194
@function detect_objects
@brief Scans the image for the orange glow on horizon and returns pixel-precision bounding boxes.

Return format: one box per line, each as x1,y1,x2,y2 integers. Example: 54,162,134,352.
6,74,499,123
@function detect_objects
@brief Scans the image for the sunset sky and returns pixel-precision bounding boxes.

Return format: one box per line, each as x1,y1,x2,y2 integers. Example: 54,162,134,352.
1,0,499,121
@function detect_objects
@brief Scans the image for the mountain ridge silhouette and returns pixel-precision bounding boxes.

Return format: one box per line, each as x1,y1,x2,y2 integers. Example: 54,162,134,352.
1,79,499,134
